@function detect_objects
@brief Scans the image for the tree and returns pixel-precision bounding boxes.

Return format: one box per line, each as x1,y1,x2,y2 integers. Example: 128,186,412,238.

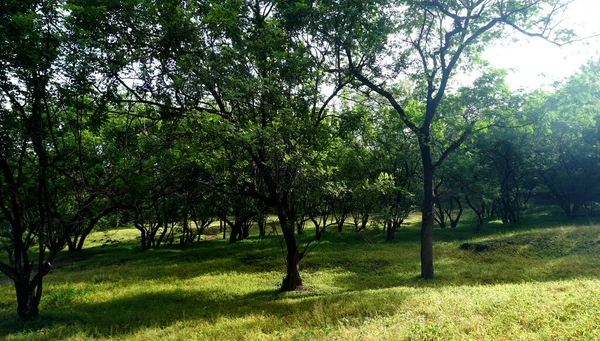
0,0,112,320
73,0,348,291
533,60,600,218
315,0,573,278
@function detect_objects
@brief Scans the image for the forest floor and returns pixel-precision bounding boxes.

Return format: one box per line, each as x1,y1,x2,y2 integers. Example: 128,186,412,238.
1,207,600,340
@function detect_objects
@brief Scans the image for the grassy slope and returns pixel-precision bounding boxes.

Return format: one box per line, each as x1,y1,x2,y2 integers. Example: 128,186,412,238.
1,210,600,340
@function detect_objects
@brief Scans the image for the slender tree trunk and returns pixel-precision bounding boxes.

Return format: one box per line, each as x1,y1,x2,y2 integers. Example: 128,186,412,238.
76,211,111,251
435,199,446,229
241,221,250,239
257,213,266,236
466,196,485,230
449,197,463,228
180,215,189,246
279,211,302,291
336,212,346,233
358,213,369,232
229,222,239,244
311,216,322,241
155,221,168,248
420,143,435,280
66,235,78,252
137,226,148,251
386,223,396,241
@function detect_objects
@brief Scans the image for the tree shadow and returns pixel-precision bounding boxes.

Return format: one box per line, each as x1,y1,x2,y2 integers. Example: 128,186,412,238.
2,213,599,338
0,286,416,339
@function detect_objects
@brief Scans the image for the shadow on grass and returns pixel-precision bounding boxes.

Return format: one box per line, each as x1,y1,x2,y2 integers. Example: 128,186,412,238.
0,286,415,339
30,217,600,289
2,210,600,338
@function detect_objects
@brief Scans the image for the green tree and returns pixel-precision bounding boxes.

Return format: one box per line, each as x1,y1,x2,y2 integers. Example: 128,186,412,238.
0,0,112,320
73,0,347,291
534,60,600,218
323,0,573,278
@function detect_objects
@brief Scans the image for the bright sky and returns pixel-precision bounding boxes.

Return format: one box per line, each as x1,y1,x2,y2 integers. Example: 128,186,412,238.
481,0,600,91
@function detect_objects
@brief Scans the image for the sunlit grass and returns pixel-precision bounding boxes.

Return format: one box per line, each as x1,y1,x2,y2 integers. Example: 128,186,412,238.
1,212,600,340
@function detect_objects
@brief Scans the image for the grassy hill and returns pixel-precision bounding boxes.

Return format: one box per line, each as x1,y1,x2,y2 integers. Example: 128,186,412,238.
1,211,600,340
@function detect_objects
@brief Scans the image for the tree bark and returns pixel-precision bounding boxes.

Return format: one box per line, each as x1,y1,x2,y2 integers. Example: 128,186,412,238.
15,279,41,321
278,210,302,291
386,222,396,241
257,213,266,236
420,142,435,279
228,221,239,244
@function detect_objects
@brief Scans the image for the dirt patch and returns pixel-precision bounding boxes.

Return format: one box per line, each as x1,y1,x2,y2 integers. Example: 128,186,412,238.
460,243,489,252
240,255,268,265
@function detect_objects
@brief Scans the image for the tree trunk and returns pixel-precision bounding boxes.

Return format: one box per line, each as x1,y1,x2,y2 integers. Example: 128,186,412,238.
66,236,77,252
278,211,302,291
466,196,485,230
15,279,41,321
386,222,396,241
435,199,446,229
336,213,346,233
137,226,148,251
359,213,369,232
241,221,250,239
180,215,190,246
229,222,239,244
310,215,323,241
449,196,463,228
257,213,266,236
420,144,435,280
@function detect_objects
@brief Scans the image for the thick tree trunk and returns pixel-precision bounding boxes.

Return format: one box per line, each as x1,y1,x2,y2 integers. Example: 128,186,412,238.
278,211,302,291
281,244,301,291
15,279,41,321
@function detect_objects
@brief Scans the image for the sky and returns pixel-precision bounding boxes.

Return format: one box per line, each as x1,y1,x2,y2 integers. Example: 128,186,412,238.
481,0,600,91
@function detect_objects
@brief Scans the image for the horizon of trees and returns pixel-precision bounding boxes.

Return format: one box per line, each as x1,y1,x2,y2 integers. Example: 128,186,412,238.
0,0,598,321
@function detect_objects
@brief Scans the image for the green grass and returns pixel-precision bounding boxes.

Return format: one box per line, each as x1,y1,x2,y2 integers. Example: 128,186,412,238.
1,211,600,340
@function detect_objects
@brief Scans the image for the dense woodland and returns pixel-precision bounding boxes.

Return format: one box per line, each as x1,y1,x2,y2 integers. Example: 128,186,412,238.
0,0,599,322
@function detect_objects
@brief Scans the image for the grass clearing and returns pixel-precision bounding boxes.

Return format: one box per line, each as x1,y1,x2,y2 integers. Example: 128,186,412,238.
1,214,600,340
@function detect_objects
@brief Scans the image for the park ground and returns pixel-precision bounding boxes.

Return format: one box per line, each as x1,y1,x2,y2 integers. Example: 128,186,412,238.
1,207,600,340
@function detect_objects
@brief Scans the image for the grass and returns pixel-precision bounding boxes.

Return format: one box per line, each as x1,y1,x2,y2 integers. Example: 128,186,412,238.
1,209,600,340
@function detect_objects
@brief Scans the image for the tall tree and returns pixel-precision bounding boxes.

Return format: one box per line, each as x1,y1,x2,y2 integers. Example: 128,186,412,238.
308,0,574,278
74,0,346,291
0,0,107,320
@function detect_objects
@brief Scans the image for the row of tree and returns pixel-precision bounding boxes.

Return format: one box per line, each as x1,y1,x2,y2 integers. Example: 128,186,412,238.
1,0,597,321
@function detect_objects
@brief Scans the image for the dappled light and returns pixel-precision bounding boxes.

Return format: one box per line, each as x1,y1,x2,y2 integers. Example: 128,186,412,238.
1,0,599,338
2,219,600,339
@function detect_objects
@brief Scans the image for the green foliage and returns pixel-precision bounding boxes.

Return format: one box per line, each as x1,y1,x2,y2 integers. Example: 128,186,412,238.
1,0,597,321
531,60,600,218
